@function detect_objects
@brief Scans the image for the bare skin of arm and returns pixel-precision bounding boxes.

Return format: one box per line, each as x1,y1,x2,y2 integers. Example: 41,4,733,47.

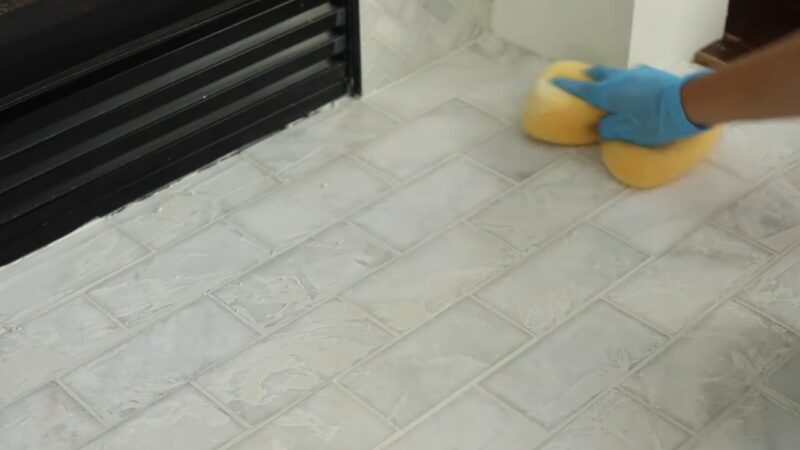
683,30,800,125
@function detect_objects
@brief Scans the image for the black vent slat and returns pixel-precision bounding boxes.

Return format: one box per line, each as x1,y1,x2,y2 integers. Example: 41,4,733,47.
0,0,361,266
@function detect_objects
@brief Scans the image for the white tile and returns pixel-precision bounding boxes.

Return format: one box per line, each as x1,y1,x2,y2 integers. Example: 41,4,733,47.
715,166,800,251
541,390,688,450
477,225,647,334
0,297,128,405
386,388,548,450
353,158,510,250
229,158,389,250
738,245,800,332
366,49,491,119
608,226,772,334
366,43,546,122
769,351,800,405
63,298,257,422
709,119,800,182
596,164,746,253
0,383,100,450
340,299,528,426
232,385,393,450
462,35,550,121
624,302,795,430
466,126,566,182
343,224,515,332
356,100,503,181
0,221,146,327
214,222,393,332
196,300,390,425
246,101,396,175
690,395,800,450
88,224,263,328
112,157,278,248
472,157,624,250
483,302,666,428
82,386,242,450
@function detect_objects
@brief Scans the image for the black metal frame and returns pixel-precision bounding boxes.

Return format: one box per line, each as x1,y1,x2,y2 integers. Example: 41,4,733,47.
0,0,362,267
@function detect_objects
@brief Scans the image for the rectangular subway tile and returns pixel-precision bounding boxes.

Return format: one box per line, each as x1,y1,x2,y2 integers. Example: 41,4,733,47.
340,299,528,426
63,298,257,423
343,223,516,332
595,164,746,254
245,100,396,174
229,158,389,250
0,221,146,327
87,223,263,328
386,388,547,450
0,297,128,406
477,225,647,335
82,386,243,450
353,158,510,250
461,36,551,121
365,49,499,121
483,302,666,428
0,383,101,450
715,165,800,252
769,350,800,405
355,100,503,181
232,385,394,450
607,225,772,334
540,390,688,450
738,244,800,332
112,157,278,249
466,126,565,182
214,222,393,332
709,119,800,182
196,300,391,425
472,157,624,250
689,395,800,450
624,302,795,430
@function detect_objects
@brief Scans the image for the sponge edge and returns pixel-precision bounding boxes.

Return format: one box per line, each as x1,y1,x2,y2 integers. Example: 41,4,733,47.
523,61,605,146
601,126,725,189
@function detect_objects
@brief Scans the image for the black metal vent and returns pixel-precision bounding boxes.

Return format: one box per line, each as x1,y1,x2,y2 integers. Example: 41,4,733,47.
0,0,361,266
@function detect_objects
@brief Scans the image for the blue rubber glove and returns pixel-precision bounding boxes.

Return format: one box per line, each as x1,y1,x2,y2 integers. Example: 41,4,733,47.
553,65,708,147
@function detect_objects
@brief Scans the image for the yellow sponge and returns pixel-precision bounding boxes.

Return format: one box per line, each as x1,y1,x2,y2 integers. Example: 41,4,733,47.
523,61,605,146
523,60,723,188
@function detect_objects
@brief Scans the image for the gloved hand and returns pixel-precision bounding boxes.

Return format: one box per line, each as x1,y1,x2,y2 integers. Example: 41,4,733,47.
553,65,708,147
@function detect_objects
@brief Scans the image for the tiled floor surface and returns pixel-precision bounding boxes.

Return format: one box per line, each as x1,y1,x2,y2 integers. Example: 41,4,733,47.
3,35,800,449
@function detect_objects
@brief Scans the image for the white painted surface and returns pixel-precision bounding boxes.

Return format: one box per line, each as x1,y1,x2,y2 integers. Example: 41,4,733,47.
491,0,729,67
491,0,636,66
629,0,730,66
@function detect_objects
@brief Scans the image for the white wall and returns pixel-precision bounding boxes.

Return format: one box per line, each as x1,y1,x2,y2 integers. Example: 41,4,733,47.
628,0,729,67
491,0,636,67
492,0,729,67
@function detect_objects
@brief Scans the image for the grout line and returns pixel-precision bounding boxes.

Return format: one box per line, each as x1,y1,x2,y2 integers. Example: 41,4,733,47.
709,222,779,256
461,151,524,186
81,295,133,335
332,381,401,431
475,384,551,430
618,386,698,437
468,295,536,338
55,378,108,426
335,296,400,338
759,385,800,420
190,380,253,430
108,220,155,253
457,96,513,126
207,293,269,337
599,298,673,337
591,220,655,257
731,297,800,339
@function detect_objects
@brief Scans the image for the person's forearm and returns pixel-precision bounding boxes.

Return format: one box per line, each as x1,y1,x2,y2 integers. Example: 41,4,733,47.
682,30,800,125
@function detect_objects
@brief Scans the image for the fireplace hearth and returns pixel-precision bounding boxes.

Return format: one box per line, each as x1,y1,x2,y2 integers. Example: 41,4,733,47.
0,0,361,266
